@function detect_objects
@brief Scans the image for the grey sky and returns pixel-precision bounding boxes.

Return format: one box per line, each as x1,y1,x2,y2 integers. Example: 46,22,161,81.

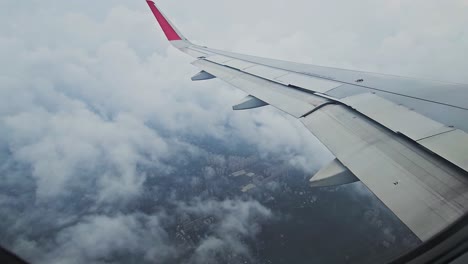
0,0,467,263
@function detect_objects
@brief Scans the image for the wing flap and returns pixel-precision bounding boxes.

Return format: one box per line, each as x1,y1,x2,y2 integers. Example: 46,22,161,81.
340,93,468,172
276,73,342,93
205,54,343,94
205,55,233,64
244,65,289,80
223,59,257,70
301,104,468,241
341,93,455,140
181,48,208,58
418,130,468,173
192,59,328,118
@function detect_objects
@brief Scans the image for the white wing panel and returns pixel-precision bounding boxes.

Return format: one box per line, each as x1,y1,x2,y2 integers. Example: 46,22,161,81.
301,104,468,241
228,77,312,117
206,55,233,64
340,93,468,172
191,59,240,81
418,130,468,172
276,73,342,93
223,59,256,70
192,60,328,118
342,93,455,140
182,47,209,58
244,65,289,80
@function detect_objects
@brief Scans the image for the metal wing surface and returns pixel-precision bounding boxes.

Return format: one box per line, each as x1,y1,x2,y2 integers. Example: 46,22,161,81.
145,0,468,243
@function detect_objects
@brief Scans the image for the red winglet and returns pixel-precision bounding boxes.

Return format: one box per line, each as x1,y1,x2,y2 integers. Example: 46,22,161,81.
146,0,182,41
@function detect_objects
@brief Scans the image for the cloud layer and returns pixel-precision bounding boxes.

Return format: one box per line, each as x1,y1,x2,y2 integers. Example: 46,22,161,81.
0,1,328,263
0,0,466,263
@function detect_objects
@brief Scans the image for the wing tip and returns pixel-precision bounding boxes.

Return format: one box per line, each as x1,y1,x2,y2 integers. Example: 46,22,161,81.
145,0,183,41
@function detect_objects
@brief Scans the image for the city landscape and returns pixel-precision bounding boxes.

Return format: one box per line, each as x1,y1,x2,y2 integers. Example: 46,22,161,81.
146,141,421,264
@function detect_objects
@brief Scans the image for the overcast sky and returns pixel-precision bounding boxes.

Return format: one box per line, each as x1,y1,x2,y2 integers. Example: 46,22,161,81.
1,0,467,263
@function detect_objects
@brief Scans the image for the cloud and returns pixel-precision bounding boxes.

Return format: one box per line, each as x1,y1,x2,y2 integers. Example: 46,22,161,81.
6,198,272,264
177,199,272,264
42,213,175,264
166,0,468,83
0,0,466,263
0,2,316,262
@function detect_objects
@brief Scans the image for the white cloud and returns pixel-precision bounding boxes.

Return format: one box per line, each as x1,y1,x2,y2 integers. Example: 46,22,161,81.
7,198,272,264
1,0,329,202
0,2,312,261
177,199,272,264
0,0,466,262
12,213,176,264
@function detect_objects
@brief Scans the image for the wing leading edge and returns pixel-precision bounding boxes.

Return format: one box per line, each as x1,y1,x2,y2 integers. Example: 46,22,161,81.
145,0,468,243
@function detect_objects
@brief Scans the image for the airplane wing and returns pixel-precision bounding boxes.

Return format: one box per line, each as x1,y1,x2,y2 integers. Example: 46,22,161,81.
145,0,468,247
